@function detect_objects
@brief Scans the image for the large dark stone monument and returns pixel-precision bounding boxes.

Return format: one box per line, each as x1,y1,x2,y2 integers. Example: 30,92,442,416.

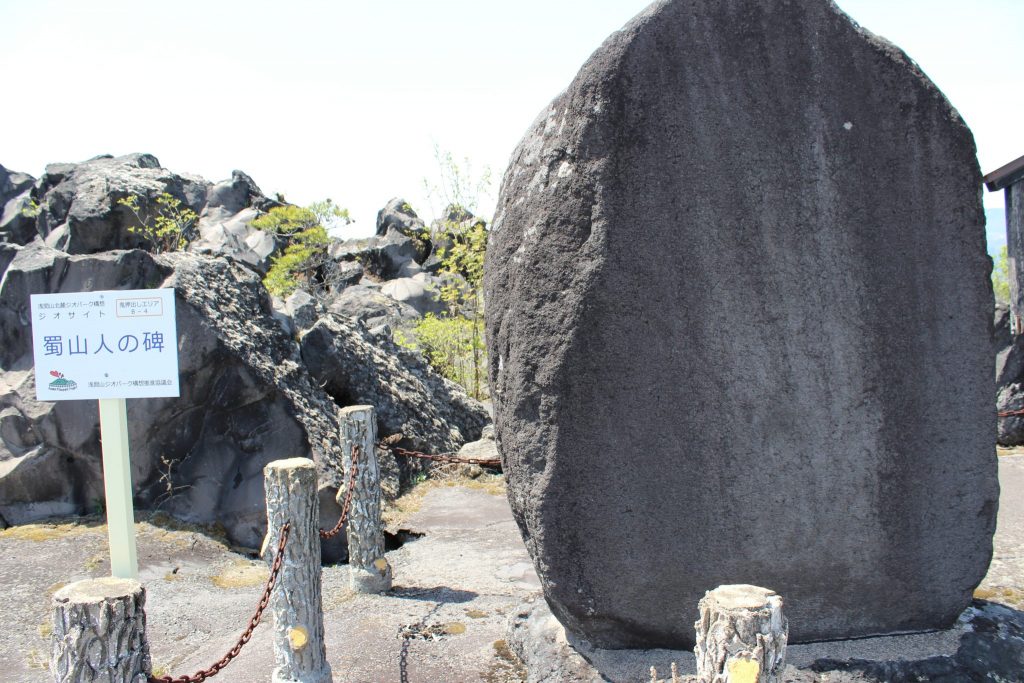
485,0,998,649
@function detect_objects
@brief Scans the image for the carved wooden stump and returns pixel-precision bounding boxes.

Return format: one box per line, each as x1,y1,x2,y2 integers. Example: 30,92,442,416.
694,585,787,683
50,577,150,683
264,458,332,683
339,405,392,593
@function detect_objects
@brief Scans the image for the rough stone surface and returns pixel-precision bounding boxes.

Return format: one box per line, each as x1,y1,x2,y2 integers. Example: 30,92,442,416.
0,244,338,546
286,289,321,332
995,306,1024,445
0,242,19,280
485,0,996,648
189,170,281,273
0,163,37,245
458,430,499,462
508,598,1024,683
0,243,488,548
380,274,447,317
507,599,607,683
376,197,430,262
300,313,489,455
32,153,210,254
328,283,419,328
331,259,364,289
330,227,420,280
0,164,34,205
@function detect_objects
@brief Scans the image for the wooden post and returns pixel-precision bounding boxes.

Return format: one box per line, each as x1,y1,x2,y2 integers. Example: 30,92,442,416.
339,405,392,593
264,458,332,683
50,577,150,683
693,584,788,683
1009,181,1024,334
986,155,1024,334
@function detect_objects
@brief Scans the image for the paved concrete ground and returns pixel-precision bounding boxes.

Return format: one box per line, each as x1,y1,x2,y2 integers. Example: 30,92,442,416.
0,483,535,683
1,456,1020,683
977,453,1024,608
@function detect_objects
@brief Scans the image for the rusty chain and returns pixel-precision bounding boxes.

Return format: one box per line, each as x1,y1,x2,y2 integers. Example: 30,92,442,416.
148,438,493,682
398,602,443,683
320,444,360,539
386,444,501,469
149,521,291,683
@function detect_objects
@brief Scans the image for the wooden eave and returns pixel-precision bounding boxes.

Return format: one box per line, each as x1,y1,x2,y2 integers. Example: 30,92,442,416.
985,154,1024,192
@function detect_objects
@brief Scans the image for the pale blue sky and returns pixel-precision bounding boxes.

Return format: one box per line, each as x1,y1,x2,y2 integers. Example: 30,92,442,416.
2,0,1021,240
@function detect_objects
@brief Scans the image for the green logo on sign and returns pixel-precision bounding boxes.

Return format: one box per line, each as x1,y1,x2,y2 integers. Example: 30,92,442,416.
48,370,77,392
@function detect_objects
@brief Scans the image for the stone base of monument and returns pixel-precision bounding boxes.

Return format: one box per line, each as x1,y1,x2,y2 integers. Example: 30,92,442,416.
506,598,1024,683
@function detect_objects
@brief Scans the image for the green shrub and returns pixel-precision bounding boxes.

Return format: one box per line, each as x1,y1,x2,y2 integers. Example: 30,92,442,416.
252,201,349,298
117,193,197,253
398,150,492,400
994,245,1010,305
397,312,486,399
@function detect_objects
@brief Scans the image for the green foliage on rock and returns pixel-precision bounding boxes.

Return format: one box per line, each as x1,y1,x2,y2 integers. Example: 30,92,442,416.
252,200,350,298
117,193,197,253
396,313,484,394
994,246,1010,305
20,198,41,218
398,150,491,400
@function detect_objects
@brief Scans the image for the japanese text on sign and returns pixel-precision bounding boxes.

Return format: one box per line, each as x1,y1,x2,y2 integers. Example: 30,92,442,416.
31,289,180,401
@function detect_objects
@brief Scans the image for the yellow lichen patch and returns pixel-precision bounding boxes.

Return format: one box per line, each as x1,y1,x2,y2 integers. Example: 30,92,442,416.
727,657,760,683
38,621,52,638
26,649,47,669
465,609,488,619
481,640,528,683
140,512,229,541
288,626,308,650
211,559,269,589
974,585,1024,608
46,581,68,596
137,513,231,553
443,622,467,635
373,558,390,572
0,521,99,542
83,553,106,572
322,588,357,611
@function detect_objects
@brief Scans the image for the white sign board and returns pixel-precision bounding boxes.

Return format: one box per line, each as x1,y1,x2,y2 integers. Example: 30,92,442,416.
31,288,180,401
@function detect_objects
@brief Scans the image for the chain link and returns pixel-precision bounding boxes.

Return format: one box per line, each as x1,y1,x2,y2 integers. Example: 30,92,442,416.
150,438,493,682
399,632,410,683
320,444,360,539
149,522,291,683
398,602,442,683
386,444,501,469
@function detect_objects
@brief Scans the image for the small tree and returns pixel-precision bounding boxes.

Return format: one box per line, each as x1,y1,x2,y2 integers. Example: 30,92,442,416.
433,216,487,398
422,146,492,220
117,193,197,253
252,200,351,298
994,245,1010,305
398,150,491,400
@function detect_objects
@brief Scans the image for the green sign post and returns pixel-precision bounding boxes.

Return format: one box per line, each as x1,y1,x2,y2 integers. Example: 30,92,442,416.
30,288,180,579
98,398,139,578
